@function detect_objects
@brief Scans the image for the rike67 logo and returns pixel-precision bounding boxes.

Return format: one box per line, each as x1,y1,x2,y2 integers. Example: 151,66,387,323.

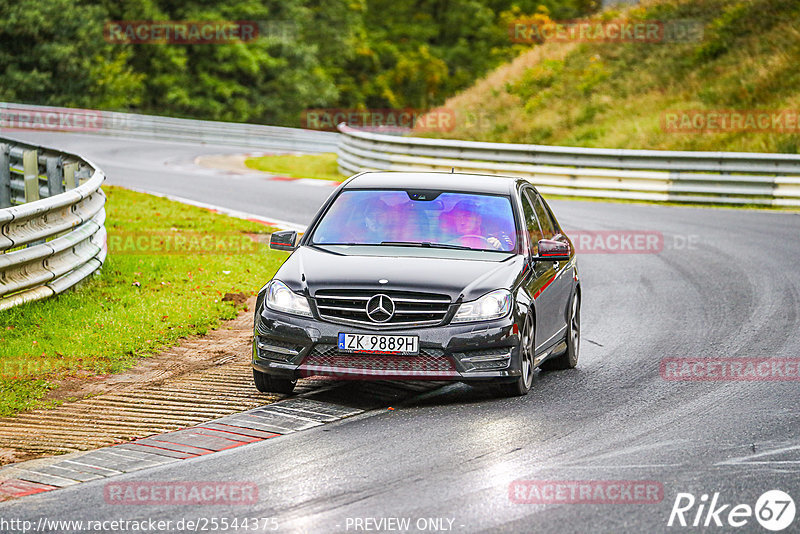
668,490,795,531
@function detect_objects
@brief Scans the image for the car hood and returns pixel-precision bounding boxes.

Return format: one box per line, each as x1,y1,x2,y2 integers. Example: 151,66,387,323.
274,245,524,302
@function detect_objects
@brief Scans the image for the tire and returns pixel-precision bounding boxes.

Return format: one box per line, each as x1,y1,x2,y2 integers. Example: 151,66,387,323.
253,369,296,395
494,313,535,397
540,292,580,371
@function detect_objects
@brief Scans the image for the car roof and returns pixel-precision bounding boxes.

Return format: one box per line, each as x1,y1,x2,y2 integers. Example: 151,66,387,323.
343,171,520,195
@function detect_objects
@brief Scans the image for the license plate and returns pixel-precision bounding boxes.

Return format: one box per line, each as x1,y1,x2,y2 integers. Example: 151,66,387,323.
338,333,419,355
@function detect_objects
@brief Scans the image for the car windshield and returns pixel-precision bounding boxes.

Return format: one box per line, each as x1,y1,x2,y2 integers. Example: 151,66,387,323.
310,190,517,253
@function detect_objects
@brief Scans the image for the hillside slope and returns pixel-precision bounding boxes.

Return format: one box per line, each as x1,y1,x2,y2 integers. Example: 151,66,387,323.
419,0,800,153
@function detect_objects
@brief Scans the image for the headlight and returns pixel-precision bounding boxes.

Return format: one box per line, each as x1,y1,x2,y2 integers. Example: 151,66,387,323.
265,280,312,317
452,289,512,323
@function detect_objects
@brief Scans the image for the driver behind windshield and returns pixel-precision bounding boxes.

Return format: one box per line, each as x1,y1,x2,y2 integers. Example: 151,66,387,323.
312,190,516,252
439,200,514,251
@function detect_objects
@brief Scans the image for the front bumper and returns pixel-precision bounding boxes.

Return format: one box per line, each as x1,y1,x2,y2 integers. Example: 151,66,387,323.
252,305,523,382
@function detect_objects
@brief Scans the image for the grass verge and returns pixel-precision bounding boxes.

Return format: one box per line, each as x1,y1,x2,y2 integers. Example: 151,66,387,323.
0,186,287,416
244,153,343,181
418,0,800,154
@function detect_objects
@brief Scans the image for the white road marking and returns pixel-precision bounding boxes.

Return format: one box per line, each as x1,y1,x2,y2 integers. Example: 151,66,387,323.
127,188,307,232
715,444,800,466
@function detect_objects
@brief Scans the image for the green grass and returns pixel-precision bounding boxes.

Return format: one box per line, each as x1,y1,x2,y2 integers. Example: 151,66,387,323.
420,0,800,154
244,153,343,181
0,186,288,416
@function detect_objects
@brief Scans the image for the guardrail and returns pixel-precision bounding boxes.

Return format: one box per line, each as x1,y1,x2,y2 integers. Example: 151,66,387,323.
0,139,106,311
337,124,800,207
1,102,339,153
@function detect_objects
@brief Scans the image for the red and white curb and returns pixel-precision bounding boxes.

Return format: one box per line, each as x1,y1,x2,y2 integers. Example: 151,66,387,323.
0,398,362,500
267,176,341,187
171,152,342,188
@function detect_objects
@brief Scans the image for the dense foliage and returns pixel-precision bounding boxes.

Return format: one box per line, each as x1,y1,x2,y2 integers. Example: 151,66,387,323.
0,0,597,127
419,0,800,153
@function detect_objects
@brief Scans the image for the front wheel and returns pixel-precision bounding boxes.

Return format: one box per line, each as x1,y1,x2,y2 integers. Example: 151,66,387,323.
540,293,580,371
253,369,296,395
494,313,534,397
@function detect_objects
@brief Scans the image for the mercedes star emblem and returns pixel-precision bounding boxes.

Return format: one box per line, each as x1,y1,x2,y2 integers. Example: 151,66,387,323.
366,294,395,323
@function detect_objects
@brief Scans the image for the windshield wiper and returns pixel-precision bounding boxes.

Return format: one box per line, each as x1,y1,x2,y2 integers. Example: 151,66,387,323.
380,241,475,251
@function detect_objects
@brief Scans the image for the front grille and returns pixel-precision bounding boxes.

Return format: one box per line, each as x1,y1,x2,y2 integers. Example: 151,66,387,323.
314,290,451,328
299,344,458,378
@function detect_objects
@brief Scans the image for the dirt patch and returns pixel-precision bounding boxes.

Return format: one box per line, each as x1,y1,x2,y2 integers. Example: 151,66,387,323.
222,291,249,307
0,297,281,465
41,299,255,406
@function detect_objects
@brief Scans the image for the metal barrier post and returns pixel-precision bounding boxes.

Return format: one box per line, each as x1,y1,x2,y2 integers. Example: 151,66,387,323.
46,156,64,197
23,149,39,203
64,162,78,190
0,144,9,208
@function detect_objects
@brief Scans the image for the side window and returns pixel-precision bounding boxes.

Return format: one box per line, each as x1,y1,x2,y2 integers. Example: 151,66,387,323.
521,188,543,254
533,194,556,239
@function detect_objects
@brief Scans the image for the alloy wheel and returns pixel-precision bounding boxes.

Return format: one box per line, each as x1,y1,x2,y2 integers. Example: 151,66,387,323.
521,314,534,389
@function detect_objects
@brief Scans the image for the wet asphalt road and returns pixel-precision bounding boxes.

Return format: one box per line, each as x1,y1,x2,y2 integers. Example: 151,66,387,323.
1,132,799,533
4,131,336,225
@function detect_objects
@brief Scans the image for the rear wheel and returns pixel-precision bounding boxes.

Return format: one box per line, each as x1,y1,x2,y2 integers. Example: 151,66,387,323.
253,369,296,395
494,313,534,397
540,293,580,371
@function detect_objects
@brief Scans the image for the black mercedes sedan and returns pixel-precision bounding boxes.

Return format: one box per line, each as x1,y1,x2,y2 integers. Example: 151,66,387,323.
252,171,581,397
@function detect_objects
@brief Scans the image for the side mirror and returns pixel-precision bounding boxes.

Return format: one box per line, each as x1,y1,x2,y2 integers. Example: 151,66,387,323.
533,239,570,261
270,230,298,251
